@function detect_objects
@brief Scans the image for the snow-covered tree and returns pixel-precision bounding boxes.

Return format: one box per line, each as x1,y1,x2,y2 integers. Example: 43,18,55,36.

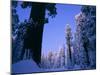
82,6,96,68
12,1,19,35
53,52,59,68
75,6,96,69
12,1,20,64
47,51,54,68
65,24,73,68
21,1,57,65
73,32,80,66
59,45,66,68
41,53,48,68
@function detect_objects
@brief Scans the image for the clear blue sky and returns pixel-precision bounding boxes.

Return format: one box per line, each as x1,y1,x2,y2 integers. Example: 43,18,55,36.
16,2,81,55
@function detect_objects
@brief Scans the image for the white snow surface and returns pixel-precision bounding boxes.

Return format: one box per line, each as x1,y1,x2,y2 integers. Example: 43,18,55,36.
12,59,42,73
12,59,90,74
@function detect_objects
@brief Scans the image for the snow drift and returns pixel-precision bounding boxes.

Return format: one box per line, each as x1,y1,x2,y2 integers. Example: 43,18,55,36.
12,59,42,74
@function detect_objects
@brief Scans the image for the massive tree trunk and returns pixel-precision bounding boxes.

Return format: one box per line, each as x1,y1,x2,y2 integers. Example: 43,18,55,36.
29,3,46,65
67,37,72,62
83,37,90,65
68,39,72,62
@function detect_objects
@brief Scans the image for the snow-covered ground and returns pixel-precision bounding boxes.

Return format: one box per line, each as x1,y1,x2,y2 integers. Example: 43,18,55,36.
12,59,43,74
12,59,93,74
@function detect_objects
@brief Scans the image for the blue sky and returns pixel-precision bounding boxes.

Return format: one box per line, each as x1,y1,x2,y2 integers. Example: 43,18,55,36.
16,2,81,55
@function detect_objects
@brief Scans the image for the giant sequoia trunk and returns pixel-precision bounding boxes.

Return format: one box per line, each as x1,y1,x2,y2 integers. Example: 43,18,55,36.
68,39,72,62
83,37,90,65
28,3,46,65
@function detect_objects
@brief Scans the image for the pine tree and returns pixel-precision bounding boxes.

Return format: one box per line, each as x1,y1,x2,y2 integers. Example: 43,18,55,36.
47,51,54,68
59,45,65,68
65,24,73,68
81,6,96,68
12,1,20,64
12,0,57,65
75,6,96,69
20,1,57,65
